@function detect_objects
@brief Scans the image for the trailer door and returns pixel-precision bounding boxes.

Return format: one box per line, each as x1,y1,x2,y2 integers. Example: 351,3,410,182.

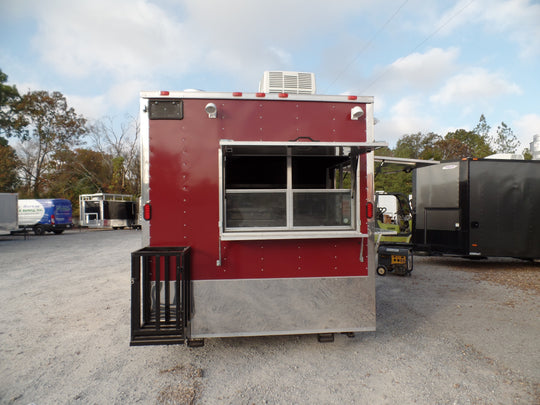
413,163,463,254
468,160,540,258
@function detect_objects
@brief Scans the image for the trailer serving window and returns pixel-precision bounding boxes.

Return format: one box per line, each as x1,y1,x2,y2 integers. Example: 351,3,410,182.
219,141,381,241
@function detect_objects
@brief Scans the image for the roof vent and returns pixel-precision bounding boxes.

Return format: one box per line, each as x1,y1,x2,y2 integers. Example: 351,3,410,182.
259,71,316,94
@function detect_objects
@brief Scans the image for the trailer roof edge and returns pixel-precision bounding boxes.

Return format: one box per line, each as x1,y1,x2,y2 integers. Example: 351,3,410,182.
140,91,374,103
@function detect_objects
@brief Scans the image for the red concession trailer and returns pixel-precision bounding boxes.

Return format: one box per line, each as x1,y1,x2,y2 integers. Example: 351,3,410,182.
131,81,385,346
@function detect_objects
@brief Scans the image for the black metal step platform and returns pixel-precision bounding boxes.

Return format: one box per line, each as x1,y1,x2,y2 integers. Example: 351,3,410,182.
130,246,192,346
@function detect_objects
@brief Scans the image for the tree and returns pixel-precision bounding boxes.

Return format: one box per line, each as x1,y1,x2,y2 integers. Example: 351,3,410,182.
434,115,494,159
522,148,533,160
13,91,87,197
493,121,520,153
473,114,490,141
88,116,140,195
375,168,413,196
45,148,111,196
394,132,441,159
0,69,25,138
436,128,493,159
374,132,441,195
0,137,20,192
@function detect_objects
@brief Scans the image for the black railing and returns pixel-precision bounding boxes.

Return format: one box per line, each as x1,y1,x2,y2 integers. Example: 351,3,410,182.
130,246,191,345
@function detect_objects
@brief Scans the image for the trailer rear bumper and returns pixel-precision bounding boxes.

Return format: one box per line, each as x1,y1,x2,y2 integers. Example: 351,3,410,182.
189,276,375,338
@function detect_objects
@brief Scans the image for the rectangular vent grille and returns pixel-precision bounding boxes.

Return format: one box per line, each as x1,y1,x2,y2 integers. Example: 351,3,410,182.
259,71,316,94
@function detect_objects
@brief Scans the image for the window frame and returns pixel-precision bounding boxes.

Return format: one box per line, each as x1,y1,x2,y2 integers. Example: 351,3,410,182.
219,140,381,241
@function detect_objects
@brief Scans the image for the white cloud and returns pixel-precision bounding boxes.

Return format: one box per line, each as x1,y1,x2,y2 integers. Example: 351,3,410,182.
65,94,107,120
65,79,149,120
430,68,521,105
22,0,374,86
514,113,540,148
380,47,459,91
434,0,540,59
177,0,373,86
479,0,540,59
30,0,197,79
376,96,436,146
106,79,149,110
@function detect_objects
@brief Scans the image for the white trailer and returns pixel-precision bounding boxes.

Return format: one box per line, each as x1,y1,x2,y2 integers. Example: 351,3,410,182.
0,193,18,235
79,193,139,229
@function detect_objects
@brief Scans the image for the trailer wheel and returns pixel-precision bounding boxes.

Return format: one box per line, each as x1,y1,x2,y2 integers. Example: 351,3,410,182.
407,253,413,273
376,266,387,276
34,225,45,236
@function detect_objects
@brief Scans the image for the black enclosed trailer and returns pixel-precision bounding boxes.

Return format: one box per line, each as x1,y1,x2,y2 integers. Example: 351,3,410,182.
412,158,540,260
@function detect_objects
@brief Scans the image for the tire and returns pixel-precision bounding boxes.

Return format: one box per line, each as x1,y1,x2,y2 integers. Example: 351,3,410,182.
34,225,45,236
376,266,387,276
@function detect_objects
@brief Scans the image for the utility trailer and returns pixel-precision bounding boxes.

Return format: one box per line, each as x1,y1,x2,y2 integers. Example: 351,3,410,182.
413,158,540,260
0,193,18,235
131,75,385,346
79,193,139,229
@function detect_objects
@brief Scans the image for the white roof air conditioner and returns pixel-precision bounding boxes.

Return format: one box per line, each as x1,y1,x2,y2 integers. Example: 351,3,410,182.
259,71,316,94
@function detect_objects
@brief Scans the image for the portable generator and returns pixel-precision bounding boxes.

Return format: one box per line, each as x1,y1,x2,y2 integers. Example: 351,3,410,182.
377,243,413,276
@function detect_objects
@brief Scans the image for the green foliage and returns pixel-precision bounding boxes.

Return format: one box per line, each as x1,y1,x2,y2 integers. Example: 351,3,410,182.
111,156,126,193
430,115,494,159
0,69,26,138
1,69,141,207
13,90,88,197
0,141,20,192
493,121,520,153
437,128,493,159
394,132,441,159
87,116,140,196
375,170,412,196
44,148,115,206
473,114,490,139
373,114,516,194
375,132,440,195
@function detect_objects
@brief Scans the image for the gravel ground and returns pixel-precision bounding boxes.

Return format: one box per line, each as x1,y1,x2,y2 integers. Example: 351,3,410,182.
0,229,538,404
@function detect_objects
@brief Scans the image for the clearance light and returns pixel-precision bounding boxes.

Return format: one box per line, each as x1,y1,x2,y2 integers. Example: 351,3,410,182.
347,95,358,100
256,92,266,97
160,91,170,96
232,92,243,97
278,93,288,98
143,203,152,221
366,202,374,219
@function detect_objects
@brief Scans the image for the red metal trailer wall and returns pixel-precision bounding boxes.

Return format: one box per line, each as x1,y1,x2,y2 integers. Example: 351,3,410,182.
147,98,370,281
